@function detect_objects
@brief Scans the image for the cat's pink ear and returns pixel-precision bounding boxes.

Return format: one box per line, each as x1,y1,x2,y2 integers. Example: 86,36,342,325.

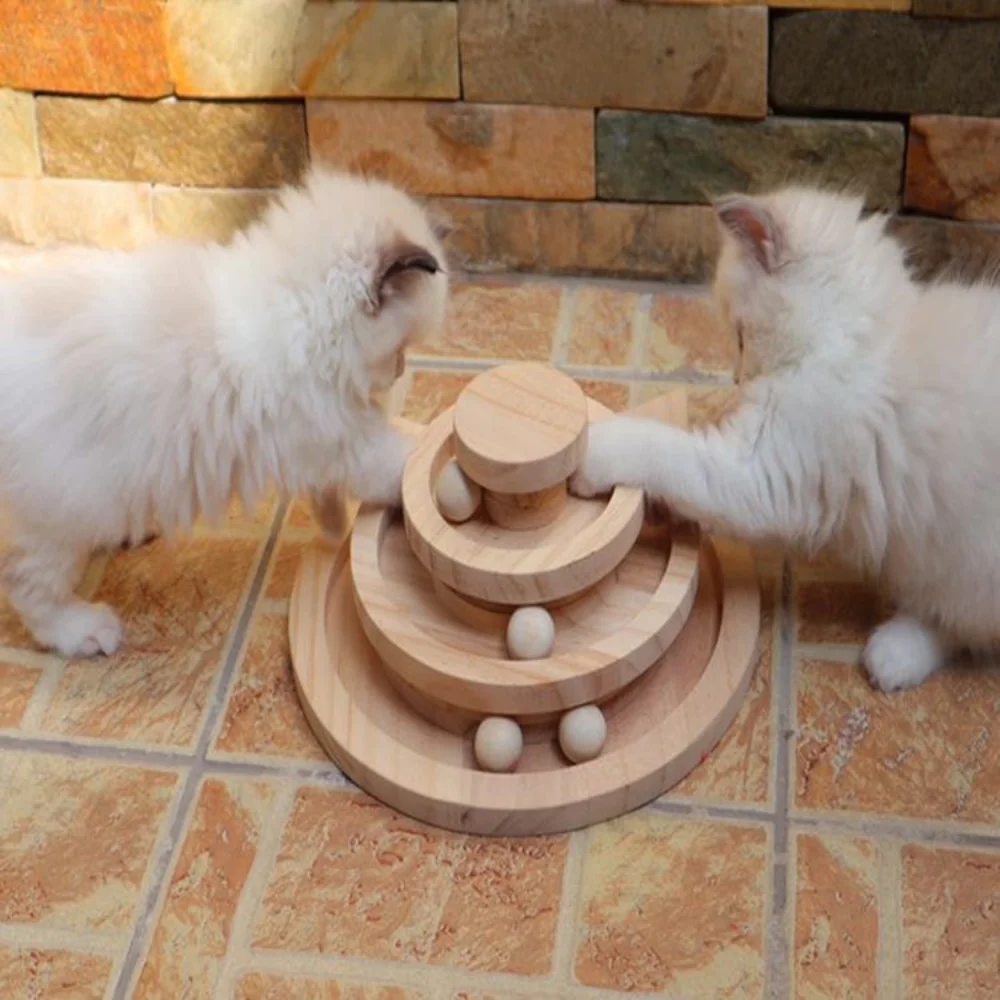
713,195,784,273
365,239,441,315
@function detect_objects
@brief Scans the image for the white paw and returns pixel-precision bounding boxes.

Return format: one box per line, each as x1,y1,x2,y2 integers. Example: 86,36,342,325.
570,420,629,499
863,616,944,692
38,602,123,658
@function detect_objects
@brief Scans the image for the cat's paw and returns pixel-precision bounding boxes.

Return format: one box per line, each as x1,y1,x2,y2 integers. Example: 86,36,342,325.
310,487,350,539
863,616,945,692
37,601,123,658
570,419,631,499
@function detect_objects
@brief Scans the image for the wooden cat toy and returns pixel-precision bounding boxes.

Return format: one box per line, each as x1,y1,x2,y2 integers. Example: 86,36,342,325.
290,362,760,836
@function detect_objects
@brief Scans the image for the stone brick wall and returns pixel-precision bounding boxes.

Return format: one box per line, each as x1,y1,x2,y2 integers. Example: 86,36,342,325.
1,0,999,282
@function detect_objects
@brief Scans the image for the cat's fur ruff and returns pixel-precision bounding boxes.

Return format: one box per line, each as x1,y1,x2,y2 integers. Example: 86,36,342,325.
0,168,447,658
573,186,1000,692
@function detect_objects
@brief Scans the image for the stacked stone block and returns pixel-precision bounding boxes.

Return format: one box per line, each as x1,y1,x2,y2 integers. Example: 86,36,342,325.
1,0,998,282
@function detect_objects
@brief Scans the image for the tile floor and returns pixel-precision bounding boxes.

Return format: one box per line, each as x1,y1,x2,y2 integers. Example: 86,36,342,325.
1,273,999,999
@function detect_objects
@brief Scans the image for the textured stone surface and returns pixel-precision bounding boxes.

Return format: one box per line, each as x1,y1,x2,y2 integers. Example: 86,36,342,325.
213,613,328,763
0,949,112,999
459,0,767,117
913,0,1000,14
574,814,768,993
642,293,737,374
252,790,568,974
37,97,306,187
417,280,563,361
134,778,275,999
308,100,594,200
0,89,39,177
236,978,429,1000
152,187,274,242
167,0,459,98
795,834,880,1000
0,0,170,97
0,753,177,931
905,116,1000,223
0,661,39,728
598,112,904,209
39,538,259,748
565,288,640,367
796,657,1000,823
902,844,1000,999
771,12,1000,116
435,197,719,281
0,178,155,249
889,216,1000,283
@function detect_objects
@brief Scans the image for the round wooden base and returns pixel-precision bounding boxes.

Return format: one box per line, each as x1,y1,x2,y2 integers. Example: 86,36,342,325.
289,532,761,837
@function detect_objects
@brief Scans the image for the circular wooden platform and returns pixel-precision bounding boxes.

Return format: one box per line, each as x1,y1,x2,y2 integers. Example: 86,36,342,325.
352,508,701,721
402,399,644,606
289,532,760,837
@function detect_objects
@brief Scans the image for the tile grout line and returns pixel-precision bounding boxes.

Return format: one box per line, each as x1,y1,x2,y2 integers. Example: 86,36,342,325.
109,504,286,1000
765,557,794,1000
548,283,577,366
628,291,653,380
241,947,676,1000
0,921,123,956
212,782,299,1000
403,353,735,386
550,828,589,982
877,839,903,1000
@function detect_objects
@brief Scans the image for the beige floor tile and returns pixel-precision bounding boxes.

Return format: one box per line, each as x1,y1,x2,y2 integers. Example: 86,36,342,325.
251,790,568,976
565,287,639,368
265,538,310,602
574,377,631,412
416,281,561,361
573,813,768,994
796,656,1000,823
213,612,327,763
0,659,41,728
793,832,879,1000
401,370,477,424
642,293,736,376
133,777,276,1000
235,975,430,1000
0,753,177,932
902,843,1000,999
38,537,259,747
0,947,113,1000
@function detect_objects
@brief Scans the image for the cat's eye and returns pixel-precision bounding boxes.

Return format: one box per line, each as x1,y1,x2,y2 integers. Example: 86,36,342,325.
735,322,745,353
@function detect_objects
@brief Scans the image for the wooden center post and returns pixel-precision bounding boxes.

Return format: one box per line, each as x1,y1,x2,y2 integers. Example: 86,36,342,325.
452,364,588,531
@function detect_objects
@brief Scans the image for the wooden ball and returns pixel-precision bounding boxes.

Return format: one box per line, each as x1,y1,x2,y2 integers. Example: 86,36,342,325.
558,705,607,763
435,459,482,523
474,717,524,772
506,606,555,660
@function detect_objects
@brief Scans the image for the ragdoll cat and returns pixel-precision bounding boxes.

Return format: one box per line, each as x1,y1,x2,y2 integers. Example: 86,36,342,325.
573,186,1000,692
0,168,447,658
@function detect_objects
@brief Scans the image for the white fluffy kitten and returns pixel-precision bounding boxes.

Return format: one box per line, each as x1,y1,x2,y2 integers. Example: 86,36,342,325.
573,186,1000,692
0,168,447,658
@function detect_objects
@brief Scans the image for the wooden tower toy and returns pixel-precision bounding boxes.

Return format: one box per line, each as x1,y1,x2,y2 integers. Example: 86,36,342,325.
290,362,760,836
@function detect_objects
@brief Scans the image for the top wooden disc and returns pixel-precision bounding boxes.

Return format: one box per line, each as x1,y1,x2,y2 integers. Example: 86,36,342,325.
452,363,588,493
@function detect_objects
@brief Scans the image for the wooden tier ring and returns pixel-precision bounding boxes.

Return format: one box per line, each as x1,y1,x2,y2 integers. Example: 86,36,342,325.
351,508,701,719
289,534,760,836
402,399,644,606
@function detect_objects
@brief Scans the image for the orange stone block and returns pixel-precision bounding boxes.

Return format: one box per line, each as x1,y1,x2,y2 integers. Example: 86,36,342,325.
308,101,594,201
794,833,880,999
0,0,171,97
905,115,1000,223
902,843,1000,999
